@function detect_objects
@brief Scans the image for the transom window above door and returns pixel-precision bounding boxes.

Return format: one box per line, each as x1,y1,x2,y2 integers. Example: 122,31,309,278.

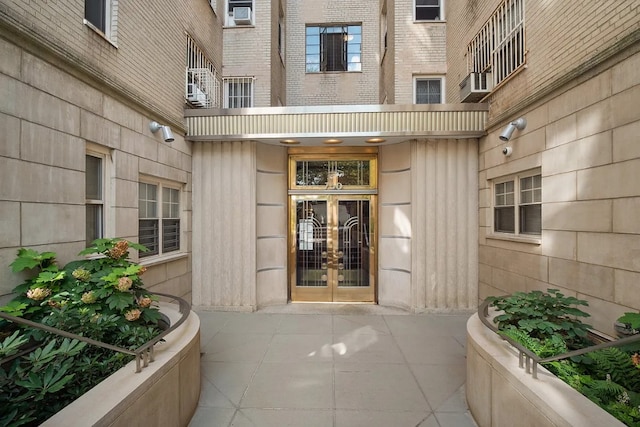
306,25,362,73
289,154,377,191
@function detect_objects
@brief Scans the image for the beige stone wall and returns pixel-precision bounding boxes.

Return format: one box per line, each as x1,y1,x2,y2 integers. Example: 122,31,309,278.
256,143,288,307
191,141,257,310
0,0,218,302
477,49,640,335
378,139,478,311
285,0,380,106
392,0,447,104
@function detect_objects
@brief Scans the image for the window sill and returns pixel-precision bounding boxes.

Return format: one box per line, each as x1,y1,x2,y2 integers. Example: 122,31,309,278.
83,19,118,48
414,19,447,24
487,233,541,245
139,252,188,268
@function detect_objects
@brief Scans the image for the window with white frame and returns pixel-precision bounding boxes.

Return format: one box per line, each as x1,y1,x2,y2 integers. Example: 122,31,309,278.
306,25,362,73
84,0,118,43
494,171,541,236
415,77,444,104
86,153,104,247
223,77,254,108
467,0,525,86
415,0,443,21
139,181,181,258
226,0,254,26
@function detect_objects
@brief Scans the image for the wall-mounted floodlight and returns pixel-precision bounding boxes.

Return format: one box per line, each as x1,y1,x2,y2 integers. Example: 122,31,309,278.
499,117,527,141
149,121,175,143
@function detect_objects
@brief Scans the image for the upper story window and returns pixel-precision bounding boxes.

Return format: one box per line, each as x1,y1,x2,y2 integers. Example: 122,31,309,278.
414,77,444,104
226,0,254,26
223,77,254,108
467,0,525,86
186,35,221,108
494,170,541,237
84,0,118,44
306,25,362,73
415,0,443,21
139,181,182,258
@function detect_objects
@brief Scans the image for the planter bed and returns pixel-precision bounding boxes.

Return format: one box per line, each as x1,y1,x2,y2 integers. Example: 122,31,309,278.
42,302,201,427
466,313,625,427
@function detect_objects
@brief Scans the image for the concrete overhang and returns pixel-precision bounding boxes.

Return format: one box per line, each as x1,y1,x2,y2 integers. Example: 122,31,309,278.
184,103,488,146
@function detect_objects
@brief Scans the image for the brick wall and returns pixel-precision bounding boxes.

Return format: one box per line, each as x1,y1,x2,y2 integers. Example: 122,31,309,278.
0,0,222,126
392,0,447,104
285,0,380,106
446,0,640,121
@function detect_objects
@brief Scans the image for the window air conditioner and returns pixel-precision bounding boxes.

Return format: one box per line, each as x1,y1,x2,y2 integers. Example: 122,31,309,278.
459,72,493,102
233,7,252,25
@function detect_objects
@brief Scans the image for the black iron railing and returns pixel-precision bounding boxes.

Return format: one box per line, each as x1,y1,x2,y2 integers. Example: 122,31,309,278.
0,292,190,373
478,298,640,379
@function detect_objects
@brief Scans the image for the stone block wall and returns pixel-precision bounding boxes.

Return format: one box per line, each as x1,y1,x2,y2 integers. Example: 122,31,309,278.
0,0,216,302
477,48,640,335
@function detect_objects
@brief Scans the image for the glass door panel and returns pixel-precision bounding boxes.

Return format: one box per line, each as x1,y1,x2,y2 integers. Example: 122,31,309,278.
290,195,375,302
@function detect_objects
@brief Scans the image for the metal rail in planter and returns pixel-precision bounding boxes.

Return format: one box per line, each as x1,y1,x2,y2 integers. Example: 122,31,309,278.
478,299,640,379
0,292,190,373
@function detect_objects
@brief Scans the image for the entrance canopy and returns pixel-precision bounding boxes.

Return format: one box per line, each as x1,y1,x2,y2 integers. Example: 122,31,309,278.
184,103,488,146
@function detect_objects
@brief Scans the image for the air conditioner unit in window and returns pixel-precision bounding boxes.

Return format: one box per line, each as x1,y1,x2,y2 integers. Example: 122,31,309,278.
459,72,493,102
233,7,252,25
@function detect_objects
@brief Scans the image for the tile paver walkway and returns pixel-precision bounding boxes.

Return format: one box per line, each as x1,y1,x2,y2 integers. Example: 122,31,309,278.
189,304,477,427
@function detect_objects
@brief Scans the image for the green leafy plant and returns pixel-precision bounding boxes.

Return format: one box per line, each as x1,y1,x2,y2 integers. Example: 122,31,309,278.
487,290,640,426
0,239,164,425
487,289,592,349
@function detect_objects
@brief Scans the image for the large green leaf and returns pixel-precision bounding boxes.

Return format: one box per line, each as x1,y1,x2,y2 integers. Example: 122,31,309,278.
106,292,134,311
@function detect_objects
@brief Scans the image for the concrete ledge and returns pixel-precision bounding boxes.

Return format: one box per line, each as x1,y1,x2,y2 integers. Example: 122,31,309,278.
42,304,201,427
466,313,625,427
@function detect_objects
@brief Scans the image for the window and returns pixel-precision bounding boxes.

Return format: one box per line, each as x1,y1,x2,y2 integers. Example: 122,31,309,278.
467,0,525,85
415,77,444,104
86,154,104,246
415,0,443,21
139,181,181,258
84,0,118,42
226,0,253,26
223,77,254,108
306,25,362,73
494,171,541,236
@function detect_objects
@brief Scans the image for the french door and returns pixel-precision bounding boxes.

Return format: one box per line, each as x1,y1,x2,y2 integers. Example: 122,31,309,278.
290,194,376,302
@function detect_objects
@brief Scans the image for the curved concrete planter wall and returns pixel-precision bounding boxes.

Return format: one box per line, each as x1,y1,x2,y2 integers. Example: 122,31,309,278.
42,304,201,427
466,313,625,427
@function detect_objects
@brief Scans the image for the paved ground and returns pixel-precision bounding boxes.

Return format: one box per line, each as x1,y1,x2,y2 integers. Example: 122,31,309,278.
189,304,477,427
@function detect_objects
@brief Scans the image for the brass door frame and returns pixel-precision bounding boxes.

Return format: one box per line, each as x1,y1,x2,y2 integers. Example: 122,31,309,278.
287,150,378,303
289,194,377,303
